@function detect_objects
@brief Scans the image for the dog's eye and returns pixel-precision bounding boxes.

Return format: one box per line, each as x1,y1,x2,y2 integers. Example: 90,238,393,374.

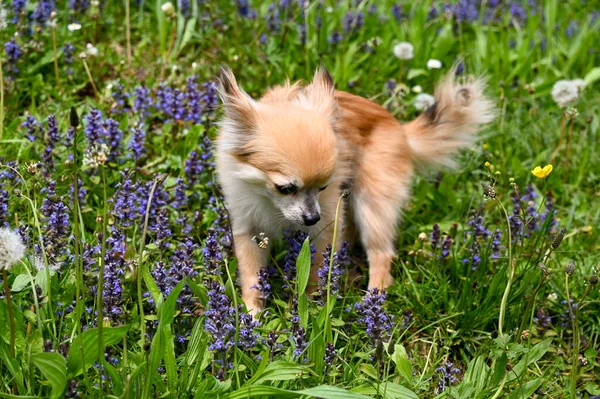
319,186,328,192
276,184,297,195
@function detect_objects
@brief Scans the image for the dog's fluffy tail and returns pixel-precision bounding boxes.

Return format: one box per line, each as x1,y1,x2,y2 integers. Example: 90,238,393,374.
405,72,495,170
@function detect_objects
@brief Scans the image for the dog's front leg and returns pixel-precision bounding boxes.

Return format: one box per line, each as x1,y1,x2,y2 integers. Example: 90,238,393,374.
234,232,267,316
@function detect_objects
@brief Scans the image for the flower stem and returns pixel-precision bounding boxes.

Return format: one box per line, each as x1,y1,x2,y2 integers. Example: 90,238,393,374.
82,58,99,98
125,0,132,66
96,167,108,396
325,193,345,342
496,198,513,342
2,269,16,358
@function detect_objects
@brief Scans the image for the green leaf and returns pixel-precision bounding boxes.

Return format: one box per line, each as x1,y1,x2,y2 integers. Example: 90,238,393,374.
296,237,312,294
353,383,420,399
584,67,600,85
506,378,542,399
0,342,26,394
491,353,508,386
31,352,67,399
299,385,374,399
391,344,412,383
252,361,312,385
161,279,185,325
225,384,373,399
163,325,178,396
507,338,552,382
143,266,162,306
11,274,30,292
297,293,308,329
360,362,379,380
67,325,129,377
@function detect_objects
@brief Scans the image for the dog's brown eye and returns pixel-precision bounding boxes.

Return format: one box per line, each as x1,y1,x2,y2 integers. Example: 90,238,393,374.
319,186,328,191
276,184,297,195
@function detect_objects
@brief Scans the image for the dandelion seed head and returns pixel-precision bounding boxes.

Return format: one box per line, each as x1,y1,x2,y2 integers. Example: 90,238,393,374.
393,42,414,60
0,227,26,271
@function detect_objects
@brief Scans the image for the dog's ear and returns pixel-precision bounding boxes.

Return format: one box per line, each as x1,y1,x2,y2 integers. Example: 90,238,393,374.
301,66,337,121
217,66,257,133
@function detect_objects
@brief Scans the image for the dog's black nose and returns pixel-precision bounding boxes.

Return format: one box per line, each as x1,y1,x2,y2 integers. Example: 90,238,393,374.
302,212,321,226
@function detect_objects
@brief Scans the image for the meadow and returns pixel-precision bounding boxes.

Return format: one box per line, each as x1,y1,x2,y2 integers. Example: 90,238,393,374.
0,0,599,398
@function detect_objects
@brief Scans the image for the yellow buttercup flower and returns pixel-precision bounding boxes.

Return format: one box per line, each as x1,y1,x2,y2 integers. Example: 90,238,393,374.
532,164,553,179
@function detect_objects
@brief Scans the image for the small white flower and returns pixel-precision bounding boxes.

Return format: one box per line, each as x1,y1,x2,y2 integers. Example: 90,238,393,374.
414,93,436,111
0,227,26,271
86,43,98,56
551,80,579,107
0,8,8,30
412,85,422,94
326,6,334,13
192,62,198,69
393,42,414,60
548,292,558,301
91,0,100,7
83,143,109,169
427,59,442,69
161,2,175,16
67,23,82,31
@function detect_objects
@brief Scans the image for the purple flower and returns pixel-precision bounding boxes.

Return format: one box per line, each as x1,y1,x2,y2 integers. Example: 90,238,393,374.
30,0,55,27
565,20,577,38
104,119,123,162
205,281,236,352
103,229,126,322
324,342,336,368
343,11,364,34
436,361,462,393
41,115,61,174
22,116,40,142
5,39,21,78
490,229,503,259
178,0,191,17
156,84,185,123
316,242,350,304
427,5,438,20
133,86,153,118
391,4,402,21
201,81,219,125
202,229,223,275
184,76,203,124
184,150,203,186
0,185,9,227
62,43,75,75
207,195,233,255
264,330,284,360
509,2,527,22
150,208,172,249
128,126,146,161
533,308,551,329
12,0,27,24
454,0,478,23
440,234,452,258
251,268,271,300
328,30,342,46
282,230,316,289
237,0,257,19
40,181,70,264
84,109,105,146
238,312,261,349
69,0,90,14
111,173,140,228
430,224,441,251
355,288,393,346
110,84,129,115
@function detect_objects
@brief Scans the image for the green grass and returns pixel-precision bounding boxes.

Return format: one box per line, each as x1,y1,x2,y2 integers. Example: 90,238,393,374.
0,0,599,398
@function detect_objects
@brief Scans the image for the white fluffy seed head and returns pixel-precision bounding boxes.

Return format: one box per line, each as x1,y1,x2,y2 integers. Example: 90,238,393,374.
393,42,414,60
427,59,442,69
0,227,26,271
551,79,584,107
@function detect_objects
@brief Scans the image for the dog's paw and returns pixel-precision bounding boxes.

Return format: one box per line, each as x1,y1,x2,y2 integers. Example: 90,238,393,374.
367,272,395,291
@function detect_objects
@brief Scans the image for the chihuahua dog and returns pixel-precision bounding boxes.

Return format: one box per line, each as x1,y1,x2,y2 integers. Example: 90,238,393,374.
215,66,493,315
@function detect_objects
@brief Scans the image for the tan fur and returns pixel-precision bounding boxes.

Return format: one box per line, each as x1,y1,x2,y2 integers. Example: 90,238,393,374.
215,67,494,314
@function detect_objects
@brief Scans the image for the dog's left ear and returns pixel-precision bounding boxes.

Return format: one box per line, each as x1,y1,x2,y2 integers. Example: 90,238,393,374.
216,65,258,134
302,66,337,120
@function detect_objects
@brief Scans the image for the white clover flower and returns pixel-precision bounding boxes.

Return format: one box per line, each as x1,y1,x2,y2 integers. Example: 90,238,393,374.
414,93,436,111
161,2,175,16
67,23,82,31
86,43,98,57
427,59,442,69
412,85,422,93
0,227,26,271
393,42,414,60
551,79,580,107
83,143,109,169
547,292,558,301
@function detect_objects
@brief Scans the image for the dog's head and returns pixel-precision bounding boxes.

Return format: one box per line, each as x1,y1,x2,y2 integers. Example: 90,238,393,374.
217,66,339,227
